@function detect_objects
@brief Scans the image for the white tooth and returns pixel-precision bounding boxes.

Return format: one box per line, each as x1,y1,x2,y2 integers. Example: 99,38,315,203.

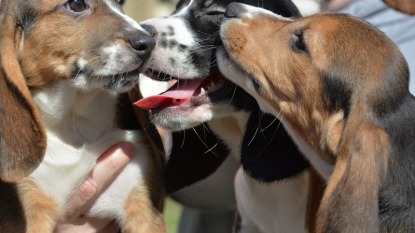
201,87,207,95
211,81,216,89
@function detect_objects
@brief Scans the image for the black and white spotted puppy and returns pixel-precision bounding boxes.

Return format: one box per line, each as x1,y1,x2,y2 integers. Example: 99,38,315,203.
135,0,313,232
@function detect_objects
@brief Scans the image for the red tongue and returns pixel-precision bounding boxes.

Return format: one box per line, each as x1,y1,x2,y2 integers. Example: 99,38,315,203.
134,78,204,110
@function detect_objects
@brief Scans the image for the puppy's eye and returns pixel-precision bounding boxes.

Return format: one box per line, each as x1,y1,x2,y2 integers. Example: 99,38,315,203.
206,11,225,16
291,29,308,54
206,11,225,22
195,10,225,23
295,33,307,51
118,0,126,5
68,0,86,12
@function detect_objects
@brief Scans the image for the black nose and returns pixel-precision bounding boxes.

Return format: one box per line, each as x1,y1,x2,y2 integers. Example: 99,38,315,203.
141,24,157,38
129,33,156,61
225,2,242,18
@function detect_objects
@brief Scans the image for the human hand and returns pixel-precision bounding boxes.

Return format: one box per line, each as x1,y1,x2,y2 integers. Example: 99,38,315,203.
54,142,135,233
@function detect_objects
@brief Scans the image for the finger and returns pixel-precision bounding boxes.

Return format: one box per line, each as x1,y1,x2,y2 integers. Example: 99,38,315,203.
81,218,115,232
54,217,113,233
64,142,135,221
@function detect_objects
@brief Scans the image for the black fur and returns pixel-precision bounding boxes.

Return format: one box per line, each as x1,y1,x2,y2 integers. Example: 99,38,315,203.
321,71,352,119
0,181,26,232
241,106,309,183
377,93,415,231
165,125,230,194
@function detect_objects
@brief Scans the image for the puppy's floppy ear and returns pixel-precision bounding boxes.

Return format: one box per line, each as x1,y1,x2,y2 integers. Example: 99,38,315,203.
241,104,309,182
165,125,230,195
317,117,389,232
0,13,46,181
382,0,415,15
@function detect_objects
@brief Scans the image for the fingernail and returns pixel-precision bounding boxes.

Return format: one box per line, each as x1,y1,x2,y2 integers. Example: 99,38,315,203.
120,142,136,158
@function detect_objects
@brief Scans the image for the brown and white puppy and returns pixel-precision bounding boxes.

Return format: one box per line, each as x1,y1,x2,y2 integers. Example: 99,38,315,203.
0,0,165,232
218,4,415,232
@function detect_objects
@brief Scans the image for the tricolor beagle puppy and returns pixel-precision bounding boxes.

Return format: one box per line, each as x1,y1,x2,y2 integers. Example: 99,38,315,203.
0,0,165,232
132,0,326,232
218,3,415,232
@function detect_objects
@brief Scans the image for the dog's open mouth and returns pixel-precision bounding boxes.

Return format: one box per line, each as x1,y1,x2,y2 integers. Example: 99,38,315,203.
134,70,235,110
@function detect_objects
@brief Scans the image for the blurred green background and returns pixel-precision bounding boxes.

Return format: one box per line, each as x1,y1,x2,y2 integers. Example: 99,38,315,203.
164,198,183,233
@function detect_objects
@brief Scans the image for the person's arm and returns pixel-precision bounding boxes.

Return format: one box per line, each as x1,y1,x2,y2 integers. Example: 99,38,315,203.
54,142,135,233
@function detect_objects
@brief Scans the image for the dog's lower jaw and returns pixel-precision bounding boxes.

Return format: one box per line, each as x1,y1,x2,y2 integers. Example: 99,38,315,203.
216,48,276,115
150,102,238,131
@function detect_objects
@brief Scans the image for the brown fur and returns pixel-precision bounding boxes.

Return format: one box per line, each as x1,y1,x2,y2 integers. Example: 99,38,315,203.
320,111,344,155
0,6,46,182
382,0,415,15
222,11,406,232
141,136,165,212
16,179,61,232
123,182,166,233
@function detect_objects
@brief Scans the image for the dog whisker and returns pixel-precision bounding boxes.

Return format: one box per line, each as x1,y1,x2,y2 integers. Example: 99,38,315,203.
224,84,237,109
192,128,218,156
247,127,259,147
204,141,219,154
180,129,186,148
260,117,278,132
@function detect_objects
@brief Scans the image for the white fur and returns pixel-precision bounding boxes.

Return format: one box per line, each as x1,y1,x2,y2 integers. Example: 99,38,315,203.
74,44,141,92
207,112,310,233
235,170,308,233
242,4,295,20
291,0,323,16
98,44,141,75
175,0,195,16
141,15,202,79
239,1,323,18
207,111,250,159
30,80,151,223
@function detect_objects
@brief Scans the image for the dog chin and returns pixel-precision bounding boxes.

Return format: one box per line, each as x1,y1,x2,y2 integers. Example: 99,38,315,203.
151,103,236,131
216,47,278,116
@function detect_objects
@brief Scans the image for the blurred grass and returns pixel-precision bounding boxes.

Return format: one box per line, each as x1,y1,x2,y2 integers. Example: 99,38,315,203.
163,198,183,233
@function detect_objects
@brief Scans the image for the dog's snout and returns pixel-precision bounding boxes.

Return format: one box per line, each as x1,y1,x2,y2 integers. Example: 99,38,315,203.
140,24,157,38
225,2,242,18
129,33,156,60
